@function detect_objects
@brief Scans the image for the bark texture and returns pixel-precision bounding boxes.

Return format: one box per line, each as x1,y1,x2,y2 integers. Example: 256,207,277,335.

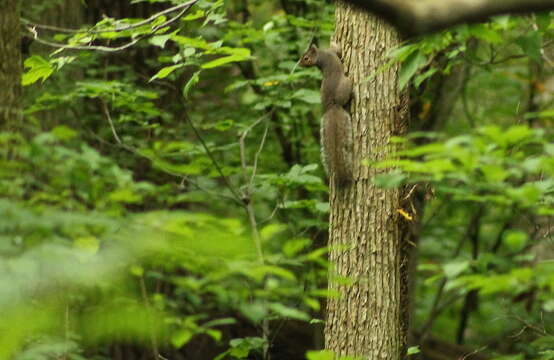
0,0,22,131
325,2,409,359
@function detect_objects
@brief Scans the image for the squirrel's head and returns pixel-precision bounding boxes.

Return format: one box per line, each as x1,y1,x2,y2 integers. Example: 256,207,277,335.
299,44,318,67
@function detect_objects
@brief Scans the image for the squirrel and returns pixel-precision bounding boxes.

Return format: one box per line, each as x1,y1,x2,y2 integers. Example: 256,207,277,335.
299,43,353,186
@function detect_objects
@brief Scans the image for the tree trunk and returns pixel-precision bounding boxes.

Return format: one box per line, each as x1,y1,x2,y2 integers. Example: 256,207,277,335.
325,1,409,359
0,0,22,132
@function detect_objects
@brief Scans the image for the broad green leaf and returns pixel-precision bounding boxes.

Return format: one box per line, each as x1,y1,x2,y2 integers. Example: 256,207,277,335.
469,24,503,43
388,44,418,61
239,302,267,323
502,125,535,145
443,260,470,278
283,238,311,257
171,329,193,348
22,56,54,85
398,50,427,89
516,33,542,63
269,303,309,321
293,89,320,104
481,164,507,182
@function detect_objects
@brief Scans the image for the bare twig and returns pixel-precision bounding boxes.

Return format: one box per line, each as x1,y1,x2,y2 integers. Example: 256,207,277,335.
238,111,273,186
250,121,270,185
461,346,487,360
100,99,122,145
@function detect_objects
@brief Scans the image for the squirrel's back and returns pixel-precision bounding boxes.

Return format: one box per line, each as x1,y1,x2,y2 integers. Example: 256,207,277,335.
323,105,352,186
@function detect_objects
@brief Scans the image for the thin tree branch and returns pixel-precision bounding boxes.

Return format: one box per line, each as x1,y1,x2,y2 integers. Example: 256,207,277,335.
237,111,271,360
25,0,197,53
100,99,122,145
21,0,199,34
238,111,273,187
183,111,243,203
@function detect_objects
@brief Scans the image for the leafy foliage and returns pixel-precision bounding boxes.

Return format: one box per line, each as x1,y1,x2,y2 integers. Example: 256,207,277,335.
5,0,554,359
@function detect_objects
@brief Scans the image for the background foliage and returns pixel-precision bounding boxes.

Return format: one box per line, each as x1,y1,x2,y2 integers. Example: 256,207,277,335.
3,0,553,359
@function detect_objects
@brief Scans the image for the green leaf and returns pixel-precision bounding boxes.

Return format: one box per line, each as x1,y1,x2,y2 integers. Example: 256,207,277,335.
374,172,407,188
491,355,524,360
228,337,265,359
249,265,296,281
202,318,237,327
50,125,77,141
205,329,222,342
182,10,205,21
443,260,470,278
407,346,421,355
149,34,173,48
149,64,184,82
109,188,142,203
398,50,427,89
481,164,507,182
268,303,309,321
22,56,54,85
183,71,201,99
493,15,511,30
501,125,535,145
536,13,551,32
293,89,320,104
171,329,194,348
388,44,418,62
201,54,250,69
306,350,335,360
239,302,267,323
516,33,542,63
469,24,503,43
283,238,311,257
525,109,554,119
503,231,528,252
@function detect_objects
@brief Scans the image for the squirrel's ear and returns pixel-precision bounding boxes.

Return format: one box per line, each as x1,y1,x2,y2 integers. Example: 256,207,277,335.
310,44,318,50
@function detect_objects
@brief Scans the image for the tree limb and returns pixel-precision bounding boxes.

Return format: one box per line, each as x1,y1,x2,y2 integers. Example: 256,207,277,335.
341,0,554,37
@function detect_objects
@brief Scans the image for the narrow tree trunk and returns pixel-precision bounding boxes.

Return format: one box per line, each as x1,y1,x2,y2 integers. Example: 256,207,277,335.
0,0,22,132
325,2,409,358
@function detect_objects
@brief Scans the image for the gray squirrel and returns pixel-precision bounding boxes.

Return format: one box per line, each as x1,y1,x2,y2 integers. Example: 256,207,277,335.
299,43,353,186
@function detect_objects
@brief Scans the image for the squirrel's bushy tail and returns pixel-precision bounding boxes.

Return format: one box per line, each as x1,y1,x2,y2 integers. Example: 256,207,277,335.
323,106,352,186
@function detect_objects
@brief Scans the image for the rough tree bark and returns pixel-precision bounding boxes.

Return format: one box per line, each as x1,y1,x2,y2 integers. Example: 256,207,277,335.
0,0,22,132
325,1,410,359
